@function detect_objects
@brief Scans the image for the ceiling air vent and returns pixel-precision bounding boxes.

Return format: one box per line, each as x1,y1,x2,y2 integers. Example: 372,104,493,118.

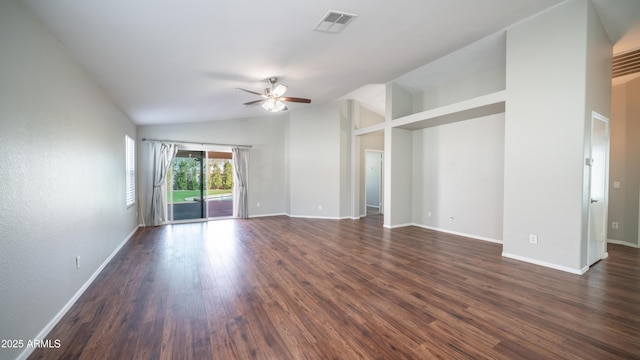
313,10,357,33
613,48,640,78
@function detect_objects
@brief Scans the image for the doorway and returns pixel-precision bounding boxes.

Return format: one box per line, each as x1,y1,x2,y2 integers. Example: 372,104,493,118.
587,112,610,266
168,150,206,221
365,150,383,216
167,149,234,222
206,151,234,218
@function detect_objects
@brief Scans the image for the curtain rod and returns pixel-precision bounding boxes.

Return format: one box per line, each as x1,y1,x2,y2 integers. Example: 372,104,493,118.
141,138,252,148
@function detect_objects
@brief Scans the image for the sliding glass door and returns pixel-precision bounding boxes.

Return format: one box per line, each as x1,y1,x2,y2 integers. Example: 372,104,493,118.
166,149,235,222
206,152,234,218
168,150,205,221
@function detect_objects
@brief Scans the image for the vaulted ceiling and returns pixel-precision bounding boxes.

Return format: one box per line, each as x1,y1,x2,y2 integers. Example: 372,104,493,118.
22,0,640,125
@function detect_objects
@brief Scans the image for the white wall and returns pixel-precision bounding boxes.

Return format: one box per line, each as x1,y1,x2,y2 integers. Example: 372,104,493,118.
581,0,613,262
623,78,640,247
394,31,506,113
289,102,344,218
139,101,353,221
609,78,640,247
388,83,417,120
137,115,288,219
385,128,413,227
382,31,507,232
0,1,138,359
420,64,505,111
503,0,611,273
412,114,505,241
339,101,353,218
358,105,385,128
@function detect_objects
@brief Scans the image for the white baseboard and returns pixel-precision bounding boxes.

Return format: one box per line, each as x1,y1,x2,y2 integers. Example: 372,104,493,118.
249,212,287,218
607,239,639,248
501,252,588,275
410,224,503,244
288,214,349,220
384,222,413,229
17,226,139,360
250,213,358,220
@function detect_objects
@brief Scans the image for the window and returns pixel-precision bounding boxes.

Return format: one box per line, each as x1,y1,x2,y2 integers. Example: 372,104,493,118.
125,135,136,207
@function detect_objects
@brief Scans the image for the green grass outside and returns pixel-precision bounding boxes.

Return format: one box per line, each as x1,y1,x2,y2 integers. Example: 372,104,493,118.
169,189,232,203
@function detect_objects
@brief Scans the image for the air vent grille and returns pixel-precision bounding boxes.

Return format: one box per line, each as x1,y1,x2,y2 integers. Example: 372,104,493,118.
313,10,357,33
613,48,640,78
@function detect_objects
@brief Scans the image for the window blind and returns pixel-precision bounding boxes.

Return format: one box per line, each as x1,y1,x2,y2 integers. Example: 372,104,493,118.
126,135,135,207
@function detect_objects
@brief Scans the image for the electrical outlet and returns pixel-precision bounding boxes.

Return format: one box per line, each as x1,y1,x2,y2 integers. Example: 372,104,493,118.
612,222,619,229
529,235,538,244
75,256,80,269
427,211,432,218
318,205,323,211
257,202,261,208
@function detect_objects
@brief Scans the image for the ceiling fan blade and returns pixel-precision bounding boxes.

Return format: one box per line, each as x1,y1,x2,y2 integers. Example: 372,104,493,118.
236,87,265,97
272,84,288,97
243,99,265,106
282,97,311,104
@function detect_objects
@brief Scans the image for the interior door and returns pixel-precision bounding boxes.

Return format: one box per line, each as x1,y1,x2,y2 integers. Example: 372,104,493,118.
169,150,205,221
587,113,609,266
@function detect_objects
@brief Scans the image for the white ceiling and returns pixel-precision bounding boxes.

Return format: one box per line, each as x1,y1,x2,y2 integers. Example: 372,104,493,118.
22,0,640,125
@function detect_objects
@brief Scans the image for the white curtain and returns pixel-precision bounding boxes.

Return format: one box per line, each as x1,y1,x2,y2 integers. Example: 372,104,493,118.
147,142,178,226
232,147,249,219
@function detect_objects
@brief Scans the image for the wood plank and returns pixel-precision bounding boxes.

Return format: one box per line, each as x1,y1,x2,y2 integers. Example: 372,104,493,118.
29,216,640,359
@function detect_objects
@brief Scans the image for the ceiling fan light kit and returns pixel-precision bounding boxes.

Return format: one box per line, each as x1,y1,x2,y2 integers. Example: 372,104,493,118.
262,98,287,112
237,77,311,113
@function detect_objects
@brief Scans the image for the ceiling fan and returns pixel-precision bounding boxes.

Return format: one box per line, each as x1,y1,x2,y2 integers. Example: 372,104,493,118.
237,77,311,112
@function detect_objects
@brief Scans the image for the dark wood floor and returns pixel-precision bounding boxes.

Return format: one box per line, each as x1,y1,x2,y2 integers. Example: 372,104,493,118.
30,216,640,359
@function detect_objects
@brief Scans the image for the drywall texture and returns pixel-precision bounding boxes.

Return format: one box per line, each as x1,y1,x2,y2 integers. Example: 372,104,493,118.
138,102,352,222
137,115,288,220
394,31,506,113
503,0,610,272
357,104,385,129
289,102,344,218
581,0,612,264
609,78,640,247
0,1,138,359
412,114,505,241
385,128,413,227
339,101,353,218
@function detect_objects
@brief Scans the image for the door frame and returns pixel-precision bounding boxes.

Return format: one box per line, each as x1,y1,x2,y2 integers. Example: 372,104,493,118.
167,144,236,223
587,111,610,265
365,149,384,215
206,151,235,220
168,149,207,223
